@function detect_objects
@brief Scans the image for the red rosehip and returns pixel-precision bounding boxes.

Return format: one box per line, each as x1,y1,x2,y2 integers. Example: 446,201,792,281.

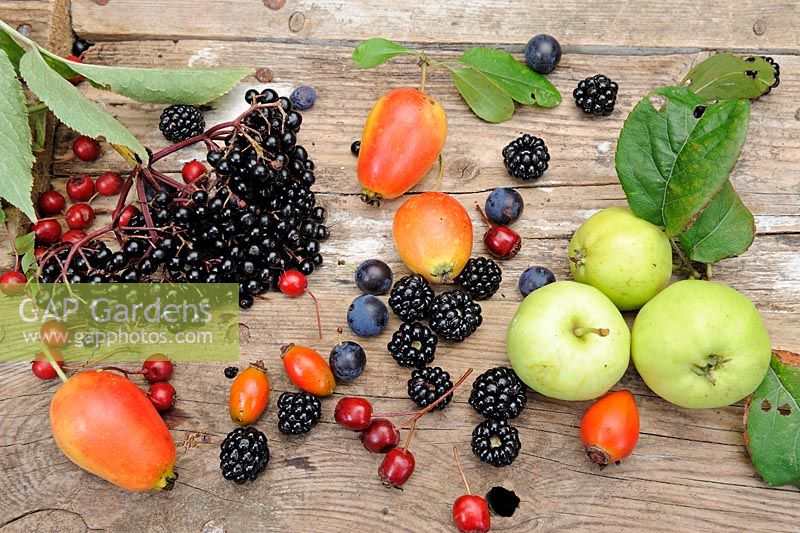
378,448,415,488
65,203,95,230
66,174,95,201
72,136,101,162
181,160,206,184
32,351,64,380
142,353,174,383
96,171,123,196
334,397,373,431
38,190,66,215
32,219,62,244
148,382,176,412
360,418,399,454
61,229,87,244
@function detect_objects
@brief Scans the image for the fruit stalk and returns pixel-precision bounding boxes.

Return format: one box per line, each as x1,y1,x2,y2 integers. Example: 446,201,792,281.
401,367,472,428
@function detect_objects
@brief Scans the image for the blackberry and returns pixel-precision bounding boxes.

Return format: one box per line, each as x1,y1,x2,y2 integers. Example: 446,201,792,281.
573,74,618,116
471,419,521,467
277,391,322,435
469,367,527,421
387,321,438,368
224,366,239,379
219,427,270,484
428,290,482,342
159,105,205,143
388,274,435,321
407,366,453,411
455,257,502,300
502,134,549,181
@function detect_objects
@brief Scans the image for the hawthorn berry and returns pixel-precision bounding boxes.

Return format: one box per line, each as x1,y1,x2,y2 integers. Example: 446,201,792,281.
148,382,176,412
72,136,101,162
38,190,66,215
66,174,95,201
181,160,206,184
96,172,123,196
61,229,87,244
65,203,95,230
32,351,64,380
142,353,174,383
32,219,62,244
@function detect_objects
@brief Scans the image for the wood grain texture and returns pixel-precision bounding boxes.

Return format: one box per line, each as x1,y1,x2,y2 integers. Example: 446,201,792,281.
70,0,800,51
2,3,800,532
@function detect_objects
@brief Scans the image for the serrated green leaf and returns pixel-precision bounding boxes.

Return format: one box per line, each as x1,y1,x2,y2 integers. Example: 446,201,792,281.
459,47,561,107
683,53,777,101
353,38,419,69
0,49,36,221
450,66,514,123
746,350,800,488
679,181,754,262
0,27,24,71
615,86,750,236
19,48,148,164
14,231,34,256
46,56,252,105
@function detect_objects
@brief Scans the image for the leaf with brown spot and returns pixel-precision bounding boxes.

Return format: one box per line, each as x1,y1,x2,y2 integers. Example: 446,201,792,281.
745,350,800,487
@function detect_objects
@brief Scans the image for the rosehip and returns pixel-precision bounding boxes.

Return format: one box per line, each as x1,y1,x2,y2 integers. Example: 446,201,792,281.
281,344,336,396
32,219,62,244
378,448,415,488
580,389,639,468
65,203,95,230
141,353,173,383
476,205,521,259
38,190,66,215
61,229,87,244
229,362,270,426
96,171,123,196
181,160,206,184
118,205,139,227
32,350,64,380
360,418,399,453
334,397,373,431
66,174,95,201
148,382,176,412
72,136,100,162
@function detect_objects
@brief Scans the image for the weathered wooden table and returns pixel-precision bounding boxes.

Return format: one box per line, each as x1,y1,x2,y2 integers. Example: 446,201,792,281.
1,1,799,531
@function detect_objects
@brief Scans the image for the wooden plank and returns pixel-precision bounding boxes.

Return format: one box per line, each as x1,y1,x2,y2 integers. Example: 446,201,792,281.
70,0,800,52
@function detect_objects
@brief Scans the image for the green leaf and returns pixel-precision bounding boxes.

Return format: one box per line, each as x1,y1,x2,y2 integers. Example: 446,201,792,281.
46,57,252,105
679,181,755,262
19,48,148,164
14,231,36,277
683,53,777,101
459,47,561,107
0,27,25,71
746,350,800,488
353,38,419,69
450,67,514,123
615,86,750,236
0,49,36,221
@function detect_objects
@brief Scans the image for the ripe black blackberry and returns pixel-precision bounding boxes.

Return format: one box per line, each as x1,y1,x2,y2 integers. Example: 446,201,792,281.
455,257,502,300
407,366,453,411
469,367,527,421
277,391,322,435
471,419,521,467
388,274,435,321
219,427,270,484
502,134,550,181
573,74,618,116
159,105,205,143
428,290,482,342
387,321,438,368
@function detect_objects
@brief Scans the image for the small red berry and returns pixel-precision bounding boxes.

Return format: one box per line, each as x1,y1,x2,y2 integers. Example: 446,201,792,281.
66,174,95,201
0,271,27,294
61,229,87,244
65,203,95,230
96,171,123,196
32,219,62,244
148,381,176,412
334,397,373,431
378,448,416,489
453,495,491,533
65,55,85,84
118,205,139,227
38,190,66,215
32,351,64,380
360,418,399,454
72,136,101,162
40,320,69,347
278,269,308,297
181,160,206,184
142,353,174,383
34,247,47,258
476,204,521,259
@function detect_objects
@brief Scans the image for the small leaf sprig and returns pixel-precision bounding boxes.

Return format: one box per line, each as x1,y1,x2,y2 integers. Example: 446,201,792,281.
0,19,253,222
352,38,561,123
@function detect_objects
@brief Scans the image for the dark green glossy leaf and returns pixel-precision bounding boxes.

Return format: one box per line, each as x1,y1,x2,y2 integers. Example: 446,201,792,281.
683,53,777,101
615,86,750,236
353,38,419,69
746,350,800,488
450,66,514,123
